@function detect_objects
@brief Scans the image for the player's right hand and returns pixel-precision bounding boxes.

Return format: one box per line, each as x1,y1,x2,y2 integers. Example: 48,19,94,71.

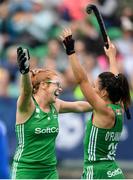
17,47,30,74
60,28,75,55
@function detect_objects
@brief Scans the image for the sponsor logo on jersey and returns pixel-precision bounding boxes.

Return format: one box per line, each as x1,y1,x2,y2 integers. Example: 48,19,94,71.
35,114,40,119
53,114,58,118
36,108,40,113
116,109,122,115
35,127,59,134
47,117,51,120
35,108,41,118
107,168,122,178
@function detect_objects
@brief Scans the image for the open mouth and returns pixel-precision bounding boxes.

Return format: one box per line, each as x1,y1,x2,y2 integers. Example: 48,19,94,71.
54,90,59,97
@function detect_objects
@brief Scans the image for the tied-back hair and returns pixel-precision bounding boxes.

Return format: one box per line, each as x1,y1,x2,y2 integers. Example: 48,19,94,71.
98,72,131,119
30,68,58,94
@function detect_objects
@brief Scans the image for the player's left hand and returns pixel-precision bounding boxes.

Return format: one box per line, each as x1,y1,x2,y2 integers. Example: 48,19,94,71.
104,37,117,58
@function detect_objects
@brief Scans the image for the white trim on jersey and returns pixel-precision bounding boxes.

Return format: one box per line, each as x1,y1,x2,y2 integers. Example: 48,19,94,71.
87,165,93,180
88,126,98,161
12,124,25,179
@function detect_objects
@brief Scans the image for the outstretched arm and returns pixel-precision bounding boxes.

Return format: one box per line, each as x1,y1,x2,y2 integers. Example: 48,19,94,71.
56,99,93,113
60,28,109,114
104,38,118,75
17,47,34,112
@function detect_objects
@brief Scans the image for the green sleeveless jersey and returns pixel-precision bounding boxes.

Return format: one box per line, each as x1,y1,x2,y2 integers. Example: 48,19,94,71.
84,104,123,165
13,100,59,171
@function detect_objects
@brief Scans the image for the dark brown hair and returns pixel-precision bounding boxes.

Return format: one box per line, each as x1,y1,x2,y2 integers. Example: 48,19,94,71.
98,72,131,117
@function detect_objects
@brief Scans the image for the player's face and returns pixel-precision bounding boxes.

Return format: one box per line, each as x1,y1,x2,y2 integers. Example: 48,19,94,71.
92,78,101,95
45,76,63,103
92,78,107,98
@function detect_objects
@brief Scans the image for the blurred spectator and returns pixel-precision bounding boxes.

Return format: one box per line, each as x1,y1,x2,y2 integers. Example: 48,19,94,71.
47,39,62,59
121,6,133,24
0,120,10,179
0,67,19,98
43,56,57,70
11,0,59,46
114,20,133,77
74,38,87,63
97,48,124,72
83,53,101,80
30,56,40,69
92,0,120,28
0,0,11,50
2,45,18,83
9,0,32,13
60,65,77,101
40,0,61,8
59,0,89,21
0,68,10,97
0,0,10,23
46,38,68,72
79,19,104,56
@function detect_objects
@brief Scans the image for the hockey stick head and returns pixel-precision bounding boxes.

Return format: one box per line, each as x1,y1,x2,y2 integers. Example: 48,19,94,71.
86,4,97,14
86,4,109,48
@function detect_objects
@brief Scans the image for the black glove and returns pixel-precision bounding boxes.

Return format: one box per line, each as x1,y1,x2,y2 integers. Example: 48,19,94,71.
63,35,75,55
17,47,30,74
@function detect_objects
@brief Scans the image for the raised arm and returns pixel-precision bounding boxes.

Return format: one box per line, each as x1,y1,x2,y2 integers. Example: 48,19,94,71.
104,38,118,75
60,29,109,114
17,47,34,112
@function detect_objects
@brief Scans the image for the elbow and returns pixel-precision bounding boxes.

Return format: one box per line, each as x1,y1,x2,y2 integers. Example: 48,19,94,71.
76,76,88,85
75,78,82,84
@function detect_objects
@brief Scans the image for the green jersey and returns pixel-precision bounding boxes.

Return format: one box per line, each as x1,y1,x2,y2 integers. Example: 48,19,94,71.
84,104,123,165
82,104,124,179
12,99,59,179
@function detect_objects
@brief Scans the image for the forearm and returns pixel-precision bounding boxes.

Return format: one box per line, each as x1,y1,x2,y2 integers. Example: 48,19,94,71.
104,38,119,75
20,73,32,97
18,73,33,112
58,99,92,113
61,29,112,113
109,55,119,75
68,53,88,84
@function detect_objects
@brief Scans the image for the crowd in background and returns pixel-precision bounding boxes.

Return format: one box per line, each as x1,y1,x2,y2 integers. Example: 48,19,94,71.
0,0,133,178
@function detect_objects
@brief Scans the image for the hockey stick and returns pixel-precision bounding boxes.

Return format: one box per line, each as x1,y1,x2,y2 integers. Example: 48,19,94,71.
86,4,109,48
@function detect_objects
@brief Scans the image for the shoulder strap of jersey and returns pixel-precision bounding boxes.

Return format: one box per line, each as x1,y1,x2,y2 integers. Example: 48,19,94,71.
107,104,123,129
50,103,58,114
32,96,39,107
107,104,121,112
